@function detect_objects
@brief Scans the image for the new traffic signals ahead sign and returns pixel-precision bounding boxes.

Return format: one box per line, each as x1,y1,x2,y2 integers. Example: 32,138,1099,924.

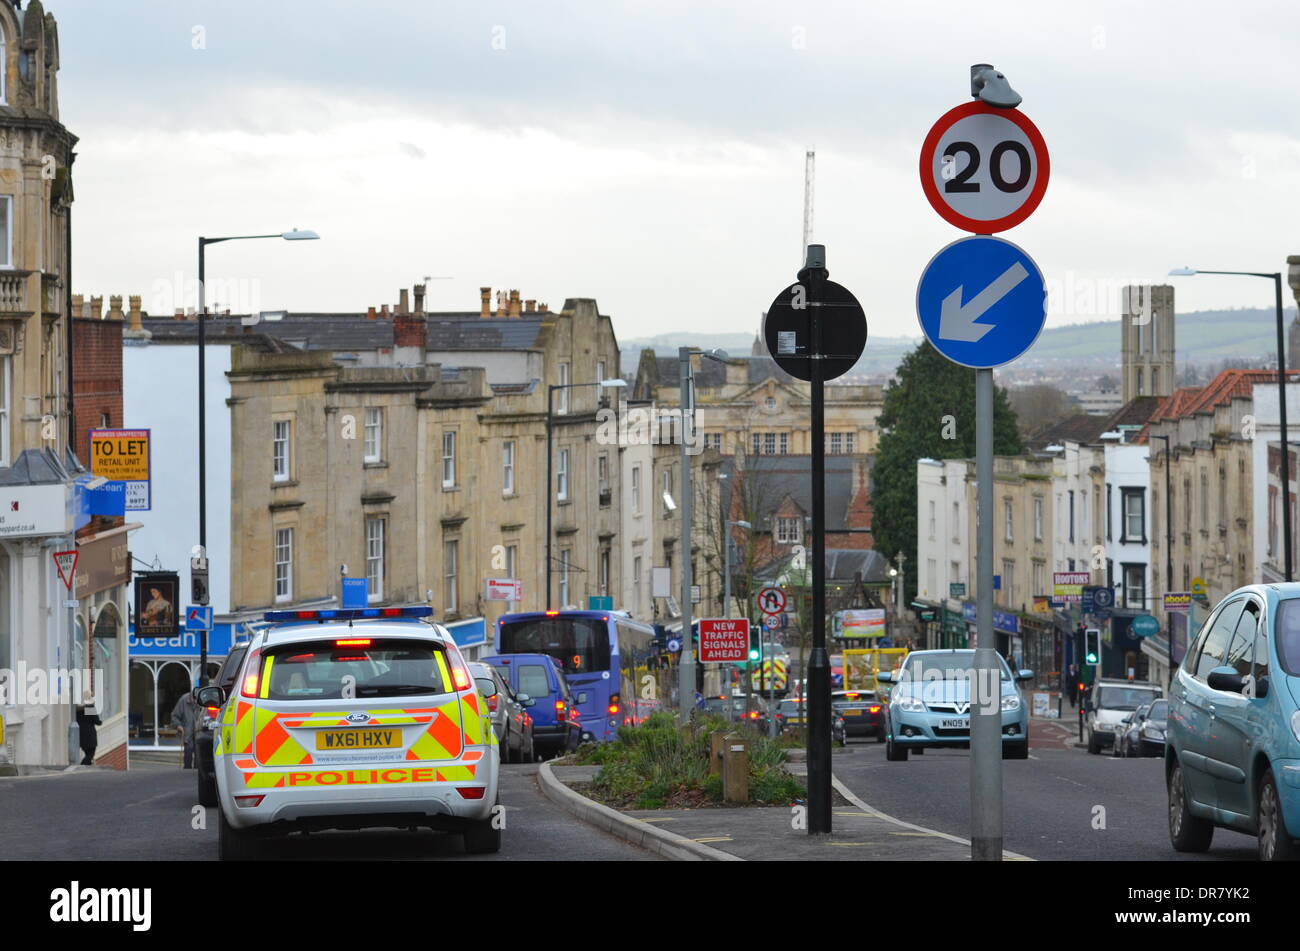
699,618,750,663
920,101,1050,233
917,235,1047,369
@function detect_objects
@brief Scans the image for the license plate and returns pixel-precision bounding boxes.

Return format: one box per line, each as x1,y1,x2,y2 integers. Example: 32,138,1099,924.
940,718,970,729
843,709,863,716
316,728,402,750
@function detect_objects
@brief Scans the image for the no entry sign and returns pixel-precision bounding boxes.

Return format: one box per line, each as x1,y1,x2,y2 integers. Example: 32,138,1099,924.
919,101,1049,233
698,618,750,663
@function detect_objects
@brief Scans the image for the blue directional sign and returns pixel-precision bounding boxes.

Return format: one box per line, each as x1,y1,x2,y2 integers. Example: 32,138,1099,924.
916,235,1047,369
185,605,213,633
341,578,369,609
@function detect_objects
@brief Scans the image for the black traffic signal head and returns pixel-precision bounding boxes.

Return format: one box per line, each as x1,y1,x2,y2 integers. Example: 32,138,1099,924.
191,569,210,606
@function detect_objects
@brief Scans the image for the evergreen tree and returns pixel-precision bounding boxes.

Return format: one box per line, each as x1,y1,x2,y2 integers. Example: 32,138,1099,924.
872,341,1022,603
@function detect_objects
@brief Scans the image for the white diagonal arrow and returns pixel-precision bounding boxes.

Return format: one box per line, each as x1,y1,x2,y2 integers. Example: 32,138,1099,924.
938,261,1030,342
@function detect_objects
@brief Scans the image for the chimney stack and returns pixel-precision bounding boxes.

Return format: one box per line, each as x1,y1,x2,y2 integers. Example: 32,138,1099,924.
414,283,426,315
107,296,124,321
398,288,410,315
128,295,143,332
508,289,522,318
71,293,83,317
479,287,491,318
367,306,377,320
90,295,103,320
525,299,536,313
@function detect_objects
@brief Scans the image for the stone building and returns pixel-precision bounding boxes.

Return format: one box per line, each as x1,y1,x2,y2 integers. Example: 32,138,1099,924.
1120,284,1175,402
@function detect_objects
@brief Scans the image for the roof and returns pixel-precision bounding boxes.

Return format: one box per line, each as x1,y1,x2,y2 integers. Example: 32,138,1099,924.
754,548,891,584
1027,414,1113,449
1182,369,1300,417
723,454,868,531
0,448,74,486
1102,396,1162,431
140,311,547,353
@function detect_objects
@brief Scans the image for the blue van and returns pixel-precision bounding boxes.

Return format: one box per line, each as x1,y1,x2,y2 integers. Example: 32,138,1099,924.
482,653,583,757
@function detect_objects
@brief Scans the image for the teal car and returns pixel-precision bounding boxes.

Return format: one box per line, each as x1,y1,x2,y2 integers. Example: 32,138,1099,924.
877,649,1032,761
1167,584,1300,861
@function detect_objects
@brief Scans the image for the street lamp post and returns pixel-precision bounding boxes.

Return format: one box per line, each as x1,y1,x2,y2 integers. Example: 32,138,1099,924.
1151,433,1175,686
1169,267,1292,581
196,228,318,684
722,519,751,623
545,378,626,610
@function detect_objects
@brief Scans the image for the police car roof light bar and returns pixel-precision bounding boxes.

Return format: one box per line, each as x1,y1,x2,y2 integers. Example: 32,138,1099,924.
263,606,434,623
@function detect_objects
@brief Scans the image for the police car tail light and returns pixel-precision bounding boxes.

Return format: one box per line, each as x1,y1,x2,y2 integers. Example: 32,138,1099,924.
234,795,265,808
336,638,371,647
240,648,263,698
456,787,486,800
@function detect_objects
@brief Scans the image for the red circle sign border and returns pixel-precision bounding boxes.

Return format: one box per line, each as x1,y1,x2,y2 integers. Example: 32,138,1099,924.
919,101,1050,234
758,587,786,615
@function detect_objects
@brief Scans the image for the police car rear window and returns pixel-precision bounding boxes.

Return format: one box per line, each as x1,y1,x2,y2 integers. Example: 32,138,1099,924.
260,639,450,700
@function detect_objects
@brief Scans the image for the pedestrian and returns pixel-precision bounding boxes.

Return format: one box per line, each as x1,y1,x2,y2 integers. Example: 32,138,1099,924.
170,688,203,769
75,692,101,766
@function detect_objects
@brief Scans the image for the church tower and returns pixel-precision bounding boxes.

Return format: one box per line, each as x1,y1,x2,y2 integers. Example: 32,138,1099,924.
1121,284,1175,402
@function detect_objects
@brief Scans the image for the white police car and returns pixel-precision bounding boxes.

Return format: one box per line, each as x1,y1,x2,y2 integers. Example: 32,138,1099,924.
201,607,500,860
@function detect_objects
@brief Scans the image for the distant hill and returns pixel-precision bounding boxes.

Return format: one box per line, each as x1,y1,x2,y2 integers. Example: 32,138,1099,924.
622,306,1299,378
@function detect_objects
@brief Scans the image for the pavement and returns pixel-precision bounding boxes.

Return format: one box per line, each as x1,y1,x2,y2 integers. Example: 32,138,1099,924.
542,756,1029,861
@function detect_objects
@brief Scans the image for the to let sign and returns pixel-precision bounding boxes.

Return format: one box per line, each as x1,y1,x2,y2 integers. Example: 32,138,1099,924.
89,429,151,511
698,618,750,663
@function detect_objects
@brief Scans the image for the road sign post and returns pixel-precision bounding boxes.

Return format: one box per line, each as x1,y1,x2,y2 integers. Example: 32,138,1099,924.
763,244,867,836
917,65,1048,862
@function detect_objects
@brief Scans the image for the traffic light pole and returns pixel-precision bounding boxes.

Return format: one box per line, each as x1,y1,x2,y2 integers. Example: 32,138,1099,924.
971,367,1003,861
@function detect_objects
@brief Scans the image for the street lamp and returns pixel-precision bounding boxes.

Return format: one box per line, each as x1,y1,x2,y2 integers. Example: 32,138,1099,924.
195,228,318,684
679,347,728,724
1168,266,1292,581
545,377,626,610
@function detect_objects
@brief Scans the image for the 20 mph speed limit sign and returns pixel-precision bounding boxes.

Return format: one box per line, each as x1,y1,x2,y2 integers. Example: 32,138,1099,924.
920,101,1049,233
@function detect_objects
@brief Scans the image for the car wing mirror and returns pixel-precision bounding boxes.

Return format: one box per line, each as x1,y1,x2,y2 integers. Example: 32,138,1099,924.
1016,669,1034,681
1206,667,1246,694
876,671,893,684
195,685,224,707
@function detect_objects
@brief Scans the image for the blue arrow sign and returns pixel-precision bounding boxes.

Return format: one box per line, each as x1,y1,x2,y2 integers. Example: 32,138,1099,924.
917,235,1047,368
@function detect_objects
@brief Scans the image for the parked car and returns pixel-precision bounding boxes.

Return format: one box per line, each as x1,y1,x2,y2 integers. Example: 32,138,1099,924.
878,649,1031,761
1167,584,1300,860
469,662,535,764
1086,679,1163,754
832,689,885,743
481,653,582,758
196,644,248,808
1113,700,1168,758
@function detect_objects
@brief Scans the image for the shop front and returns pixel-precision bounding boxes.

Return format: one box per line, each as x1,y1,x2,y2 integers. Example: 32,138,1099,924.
127,622,243,751
72,523,139,770
1018,613,1057,691
960,601,1021,658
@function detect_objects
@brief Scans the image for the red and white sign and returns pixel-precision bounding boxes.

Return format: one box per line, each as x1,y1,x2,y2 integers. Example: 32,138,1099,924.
54,549,79,591
699,618,750,663
920,101,1050,234
484,578,522,601
757,587,787,616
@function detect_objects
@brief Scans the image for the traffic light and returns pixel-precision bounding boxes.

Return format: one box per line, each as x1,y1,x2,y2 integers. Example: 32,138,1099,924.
749,624,761,663
191,552,210,606
1084,628,1101,667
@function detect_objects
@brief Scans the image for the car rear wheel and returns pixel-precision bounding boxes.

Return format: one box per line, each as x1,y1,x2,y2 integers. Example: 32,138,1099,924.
885,738,909,761
1258,770,1299,862
1168,762,1214,853
217,808,261,862
198,770,218,808
462,803,502,855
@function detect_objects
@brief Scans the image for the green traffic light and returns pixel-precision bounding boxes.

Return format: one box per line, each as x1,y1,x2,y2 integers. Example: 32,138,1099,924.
749,649,760,661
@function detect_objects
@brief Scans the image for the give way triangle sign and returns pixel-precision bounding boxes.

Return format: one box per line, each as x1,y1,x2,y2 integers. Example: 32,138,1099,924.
54,549,79,592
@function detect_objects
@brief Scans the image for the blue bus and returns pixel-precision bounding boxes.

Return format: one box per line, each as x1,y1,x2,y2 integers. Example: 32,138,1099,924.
493,610,669,741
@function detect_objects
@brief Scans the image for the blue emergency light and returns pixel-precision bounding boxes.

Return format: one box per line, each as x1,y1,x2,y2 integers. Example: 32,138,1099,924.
263,606,433,623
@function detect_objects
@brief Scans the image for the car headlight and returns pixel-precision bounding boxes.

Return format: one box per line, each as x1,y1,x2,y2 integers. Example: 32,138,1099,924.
894,696,926,713
1001,694,1020,711
1142,726,1165,740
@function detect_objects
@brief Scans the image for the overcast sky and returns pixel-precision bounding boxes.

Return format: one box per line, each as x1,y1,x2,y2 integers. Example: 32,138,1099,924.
52,0,1300,344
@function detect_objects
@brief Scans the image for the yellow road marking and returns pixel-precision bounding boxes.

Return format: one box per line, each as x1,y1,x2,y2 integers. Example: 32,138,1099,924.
889,831,940,837
638,817,676,823
826,842,873,847
692,836,733,843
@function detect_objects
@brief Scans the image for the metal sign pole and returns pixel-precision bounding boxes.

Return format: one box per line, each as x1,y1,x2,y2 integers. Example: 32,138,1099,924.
806,250,832,835
972,367,1003,860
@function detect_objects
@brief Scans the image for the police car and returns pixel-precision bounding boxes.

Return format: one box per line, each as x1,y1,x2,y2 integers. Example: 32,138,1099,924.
199,607,500,860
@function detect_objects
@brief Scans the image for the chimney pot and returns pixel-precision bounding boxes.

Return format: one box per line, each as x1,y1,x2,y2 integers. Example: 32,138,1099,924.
496,290,506,317
508,289,522,318
128,295,143,332
414,283,426,315
108,295,124,321
367,306,377,320
538,302,549,313
380,304,390,318
479,286,491,319
174,308,185,321
90,295,104,320
398,288,410,315
71,293,83,316
525,299,536,313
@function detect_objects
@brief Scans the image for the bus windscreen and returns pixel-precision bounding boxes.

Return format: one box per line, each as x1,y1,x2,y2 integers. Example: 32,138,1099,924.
498,617,612,673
